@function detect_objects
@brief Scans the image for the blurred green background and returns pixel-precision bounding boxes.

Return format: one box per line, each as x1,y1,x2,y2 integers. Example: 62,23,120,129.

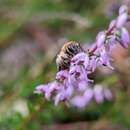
0,0,130,130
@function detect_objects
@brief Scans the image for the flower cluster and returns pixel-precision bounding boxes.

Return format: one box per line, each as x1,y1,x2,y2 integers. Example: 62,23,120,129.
34,5,130,108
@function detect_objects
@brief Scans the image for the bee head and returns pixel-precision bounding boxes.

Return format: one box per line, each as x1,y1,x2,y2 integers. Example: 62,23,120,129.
56,41,83,71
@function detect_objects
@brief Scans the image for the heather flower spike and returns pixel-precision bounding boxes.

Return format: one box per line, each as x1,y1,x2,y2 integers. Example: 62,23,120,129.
34,4,130,108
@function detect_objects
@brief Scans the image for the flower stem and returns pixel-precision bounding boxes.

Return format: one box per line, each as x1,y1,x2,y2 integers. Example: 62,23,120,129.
88,44,97,56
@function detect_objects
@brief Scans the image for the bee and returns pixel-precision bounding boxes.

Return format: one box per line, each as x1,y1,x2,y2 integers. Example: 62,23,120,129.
56,41,83,71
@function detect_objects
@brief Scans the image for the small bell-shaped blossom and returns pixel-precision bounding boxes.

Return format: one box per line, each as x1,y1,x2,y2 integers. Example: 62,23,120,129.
94,85,104,103
116,13,128,28
96,31,106,48
120,27,130,48
119,5,128,15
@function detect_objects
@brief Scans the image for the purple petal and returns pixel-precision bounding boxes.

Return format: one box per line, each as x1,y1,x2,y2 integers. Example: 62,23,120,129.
84,57,90,69
71,52,89,66
94,85,104,104
34,84,48,94
107,35,116,52
39,81,61,100
70,96,86,108
78,80,88,92
69,65,81,75
79,66,88,80
56,70,69,80
104,88,113,101
99,50,114,70
44,81,59,100
96,31,106,47
54,93,63,106
108,20,116,32
70,88,93,108
88,56,98,72
119,5,128,15
116,13,128,28
71,52,86,61
120,27,130,48
50,81,60,90
65,85,74,98
84,88,94,104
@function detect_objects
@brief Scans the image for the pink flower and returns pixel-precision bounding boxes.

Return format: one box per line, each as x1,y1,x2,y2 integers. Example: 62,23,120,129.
71,52,89,69
96,31,106,47
94,85,104,103
108,20,116,32
35,81,60,100
116,13,128,28
70,96,87,108
120,27,130,48
100,53,113,69
104,88,113,101
70,88,93,108
119,5,128,15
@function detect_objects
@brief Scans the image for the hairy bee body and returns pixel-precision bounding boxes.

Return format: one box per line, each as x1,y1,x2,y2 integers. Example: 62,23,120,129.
56,41,83,71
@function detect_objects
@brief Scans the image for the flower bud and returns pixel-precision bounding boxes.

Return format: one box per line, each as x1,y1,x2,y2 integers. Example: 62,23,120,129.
120,27,130,48
119,5,128,15
116,13,128,28
96,31,106,47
